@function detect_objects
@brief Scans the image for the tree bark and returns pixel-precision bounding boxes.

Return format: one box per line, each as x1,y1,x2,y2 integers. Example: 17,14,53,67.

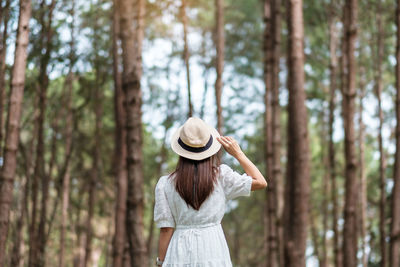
36,2,57,266
84,57,103,267
390,1,400,266
59,2,75,265
358,64,367,267
374,2,387,266
283,0,311,266
112,0,128,265
320,108,329,267
181,0,193,118
341,0,358,266
10,163,29,266
328,2,341,266
0,0,32,264
263,0,281,266
0,0,11,154
215,0,224,136
118,0,149,265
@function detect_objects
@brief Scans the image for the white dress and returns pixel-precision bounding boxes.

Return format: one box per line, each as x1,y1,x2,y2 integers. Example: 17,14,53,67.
154,163,253,267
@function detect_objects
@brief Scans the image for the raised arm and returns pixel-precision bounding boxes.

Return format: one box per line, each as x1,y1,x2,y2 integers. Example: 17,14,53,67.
216,136,267,191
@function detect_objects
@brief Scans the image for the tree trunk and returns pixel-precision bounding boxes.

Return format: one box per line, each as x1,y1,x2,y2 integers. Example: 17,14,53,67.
36,2,57,266
10,165,29,266
118,0,148,265
112,0,128,265
390,1,400,267
320,108,328,267
263,0,281,266
59,4,75,265
0,0,32,264
180,0,193,118
84,69,103,267
215,0,224,136
341,0,358,266
310,208,321,264
374,2,387,266
0,0,10,154
283,0,311,266
358,64,367,267
73,179,87,267
328,2,341,266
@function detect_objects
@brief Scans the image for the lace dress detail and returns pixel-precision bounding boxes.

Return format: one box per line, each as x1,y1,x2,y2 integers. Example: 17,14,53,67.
154,164,253,266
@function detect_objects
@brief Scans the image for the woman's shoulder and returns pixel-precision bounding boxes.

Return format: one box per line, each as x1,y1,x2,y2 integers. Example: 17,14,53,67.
156,173,176,189
218,163,233,177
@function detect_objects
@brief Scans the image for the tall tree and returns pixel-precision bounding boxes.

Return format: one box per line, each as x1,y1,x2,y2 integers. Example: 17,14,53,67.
84,4,103,265
390,1,400,266
215,0,224,134
341,0,358,266
119,0,149,265
263,0,282,266
358,65,368,267
328,1,341,266
0,0,32,265
112,0,128,265
59,1,76,266
27,1,57,265
283,0,311,266
180,0,193,118
374,2,387,266
36,2,57,266
0,0,11,152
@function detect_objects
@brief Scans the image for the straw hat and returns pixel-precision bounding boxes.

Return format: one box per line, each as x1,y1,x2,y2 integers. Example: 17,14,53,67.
170,117,222,160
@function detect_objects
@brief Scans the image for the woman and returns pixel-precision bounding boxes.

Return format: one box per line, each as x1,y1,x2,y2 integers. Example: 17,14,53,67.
154,117,267,266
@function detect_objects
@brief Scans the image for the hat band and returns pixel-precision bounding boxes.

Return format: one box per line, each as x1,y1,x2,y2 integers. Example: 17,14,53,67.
178,135,213,153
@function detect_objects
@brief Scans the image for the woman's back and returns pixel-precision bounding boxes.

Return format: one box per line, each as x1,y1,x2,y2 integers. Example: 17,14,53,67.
154,164,253,229
154,163,254,266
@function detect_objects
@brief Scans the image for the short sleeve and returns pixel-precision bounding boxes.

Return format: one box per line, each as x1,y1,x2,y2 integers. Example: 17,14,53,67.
219,164,253,200
154,176,175,228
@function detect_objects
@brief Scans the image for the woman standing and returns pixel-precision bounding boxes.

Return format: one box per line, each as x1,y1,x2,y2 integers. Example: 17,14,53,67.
154,117,267,266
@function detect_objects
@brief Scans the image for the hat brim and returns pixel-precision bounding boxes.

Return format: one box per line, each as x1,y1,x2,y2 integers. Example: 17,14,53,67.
170,123,222,161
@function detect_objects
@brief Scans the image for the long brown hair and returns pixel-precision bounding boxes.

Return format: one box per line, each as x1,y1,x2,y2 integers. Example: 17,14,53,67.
168,154,221,210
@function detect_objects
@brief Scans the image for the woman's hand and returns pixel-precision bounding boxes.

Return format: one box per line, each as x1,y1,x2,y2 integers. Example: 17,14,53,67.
216,136,244,159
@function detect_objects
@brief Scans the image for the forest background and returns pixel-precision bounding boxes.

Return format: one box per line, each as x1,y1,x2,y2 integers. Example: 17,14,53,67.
0,0,399,266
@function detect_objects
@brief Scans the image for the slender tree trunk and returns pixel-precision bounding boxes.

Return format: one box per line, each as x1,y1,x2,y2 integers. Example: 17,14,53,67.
358,65,367,267
263,0,281,266
390,2,400,267
119,0,148,265
0,0,10,154
328,3,342,267
283,0,311,266
0,0,32,264
112,0,128,265
374,2,387,266
273,3,284,265
59,2,75,267
36,2,57,266
199,30,210,119
180,0,193,118
321,108,328,267
10,167,29,266
263,0,273,263
84,70,102,267
310,208,321,264
73,179,87,267
11,100,39,267
341,0,358,266
215,0,224,136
